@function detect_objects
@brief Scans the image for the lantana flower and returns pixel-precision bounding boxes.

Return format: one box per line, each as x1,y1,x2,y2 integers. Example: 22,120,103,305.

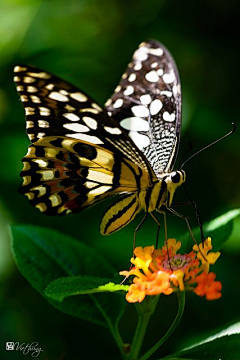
120,238,222,303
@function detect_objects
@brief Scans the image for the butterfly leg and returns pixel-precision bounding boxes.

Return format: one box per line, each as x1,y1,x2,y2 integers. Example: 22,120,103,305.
166,206,198,245
150,212,161,248
166,207,207,261
121,213,148,285
182,183,205,244
133,213,148,252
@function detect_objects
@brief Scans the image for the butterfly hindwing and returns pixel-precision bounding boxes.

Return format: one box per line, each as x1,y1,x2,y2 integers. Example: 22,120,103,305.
19,135,150,216
105,40,182,176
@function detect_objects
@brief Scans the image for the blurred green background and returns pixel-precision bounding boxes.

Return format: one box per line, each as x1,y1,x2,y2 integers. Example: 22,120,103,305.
0,0,239,359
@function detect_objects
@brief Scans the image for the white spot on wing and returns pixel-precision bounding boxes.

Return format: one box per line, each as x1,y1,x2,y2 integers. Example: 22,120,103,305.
37,132,45,138
145,70,159,83
32,159,48,167
14,66,27,72
49,92,69,102
82,116,98,129
123,85,134,96
133,48,148,61
157,69,164,76
59,90,69,95
120,117,149,131
27,86,37,93
80,108,99,114
70,92,88,102
39,107,50,116
27,72,51,79
128,73,136,82
140,94,151,105
67,133,103,144
85,181,98,189
150,99,163,115
161,90,172,97
114,85,121,93
23,76,35,83
134,62,142,71
151,62,158,68
147,48,163,56
129,131,150,150
131,105,149,118
21,95,28,102
63,123,89,132
65,104,76,111
26,107,35,115
163,112,176,122
91,103,102,112
163,71,175,84
113,99,123,108
63,113,80,121
38,120,49,128
41,170,54,180
31,95,41,103
49,194,62,207
104,126,122,135
26,121,34,128
172,84,181,95
34,186,46,197
105,98,112,106
45,83,54,90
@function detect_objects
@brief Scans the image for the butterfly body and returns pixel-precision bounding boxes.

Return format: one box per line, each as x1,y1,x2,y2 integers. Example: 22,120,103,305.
14,40,185,235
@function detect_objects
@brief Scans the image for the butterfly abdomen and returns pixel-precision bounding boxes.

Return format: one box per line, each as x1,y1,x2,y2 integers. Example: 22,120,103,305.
100,170,185,235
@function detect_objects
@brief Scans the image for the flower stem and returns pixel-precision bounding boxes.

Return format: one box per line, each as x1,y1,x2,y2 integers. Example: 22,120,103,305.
90,294,126,359
139,291,186,360
127,295,160,360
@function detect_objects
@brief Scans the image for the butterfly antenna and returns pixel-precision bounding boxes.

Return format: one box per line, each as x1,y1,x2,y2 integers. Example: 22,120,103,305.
177,141,193,169
180,123,236,170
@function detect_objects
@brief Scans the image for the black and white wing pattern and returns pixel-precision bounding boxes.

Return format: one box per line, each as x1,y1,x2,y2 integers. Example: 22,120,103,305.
105,40,182,177
14,65,152,174
14,65,154,220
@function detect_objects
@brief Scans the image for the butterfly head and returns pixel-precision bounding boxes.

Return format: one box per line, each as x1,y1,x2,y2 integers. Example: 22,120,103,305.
164,170,186,207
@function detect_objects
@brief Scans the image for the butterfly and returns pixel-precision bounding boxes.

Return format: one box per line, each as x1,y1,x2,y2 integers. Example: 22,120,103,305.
14,40,186,235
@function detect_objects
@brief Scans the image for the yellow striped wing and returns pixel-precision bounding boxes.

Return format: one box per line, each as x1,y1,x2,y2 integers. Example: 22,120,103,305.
19,136,151,218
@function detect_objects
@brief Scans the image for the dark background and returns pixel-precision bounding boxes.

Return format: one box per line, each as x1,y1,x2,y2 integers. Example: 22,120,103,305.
0,0,239,359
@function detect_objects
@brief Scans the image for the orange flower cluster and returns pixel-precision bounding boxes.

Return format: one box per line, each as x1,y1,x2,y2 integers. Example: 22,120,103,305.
120,238,222,303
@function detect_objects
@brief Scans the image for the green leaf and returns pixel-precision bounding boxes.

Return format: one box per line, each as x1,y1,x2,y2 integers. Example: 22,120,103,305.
180,208,240,251
45,276,129,301
11,224,126,327
162,334,240,360
98,282,129,293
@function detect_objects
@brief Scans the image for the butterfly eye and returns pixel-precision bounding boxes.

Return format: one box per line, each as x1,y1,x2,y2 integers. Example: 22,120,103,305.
171,172,181,183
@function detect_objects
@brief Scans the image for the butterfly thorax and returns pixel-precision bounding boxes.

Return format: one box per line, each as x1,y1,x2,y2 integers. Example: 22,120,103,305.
145,170,186,213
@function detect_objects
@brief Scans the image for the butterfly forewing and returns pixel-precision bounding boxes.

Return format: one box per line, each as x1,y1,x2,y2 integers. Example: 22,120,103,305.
105,40,182,176
14,65,152,174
